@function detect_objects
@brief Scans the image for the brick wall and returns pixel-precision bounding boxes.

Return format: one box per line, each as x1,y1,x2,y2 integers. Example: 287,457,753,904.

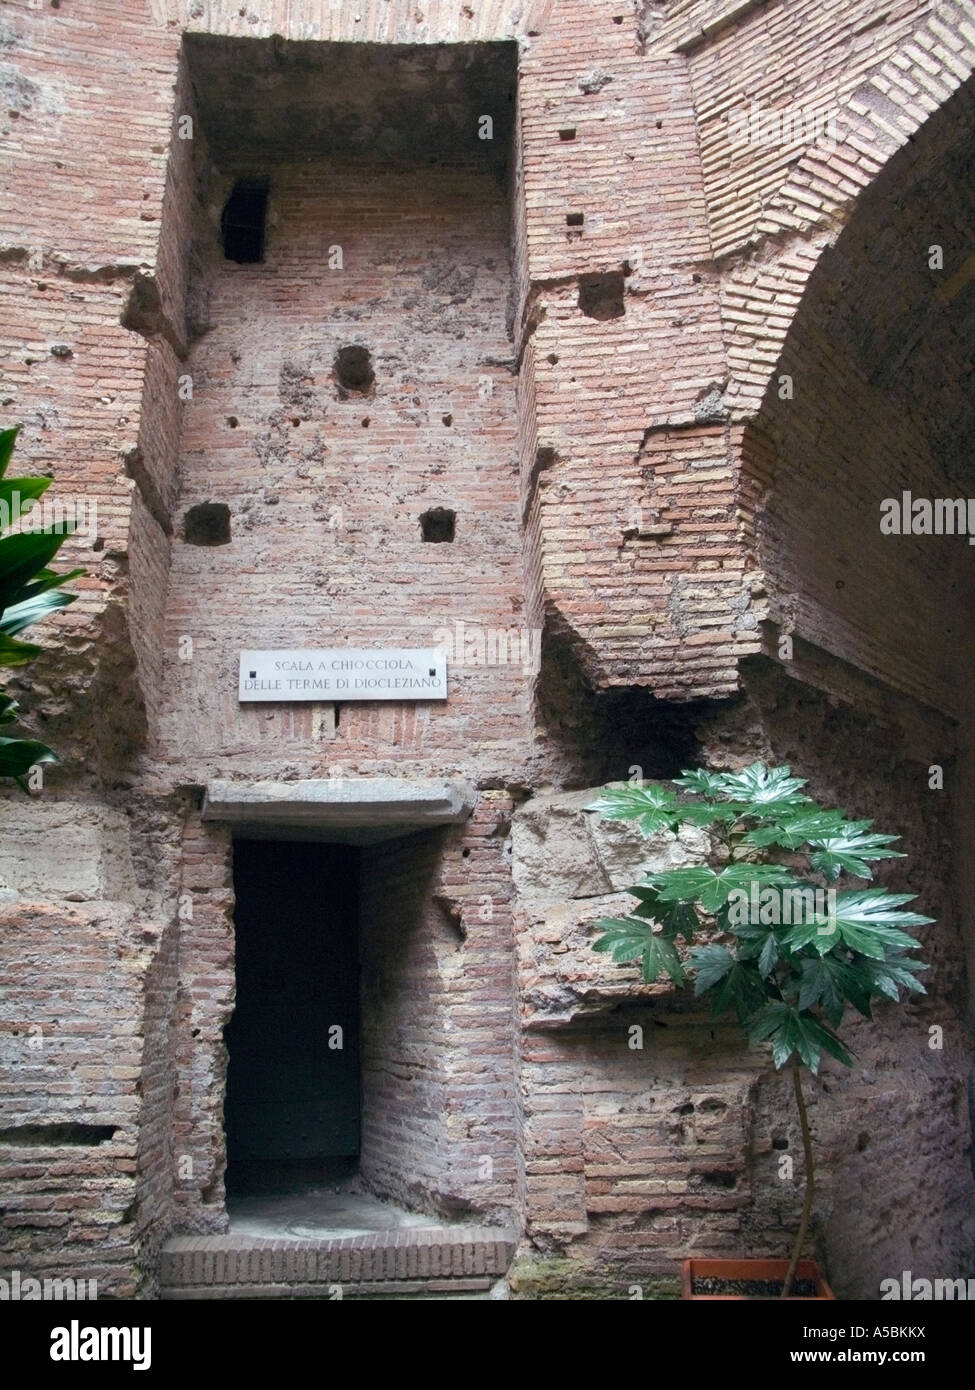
516,0,759,699
125,55,199,737
0,0,972,1301
745,73,975,719
171,811,234,1230
0,1,179,766
512,665,974,1296
0,901,162,1297
360,799,520,1221
156,148,531,781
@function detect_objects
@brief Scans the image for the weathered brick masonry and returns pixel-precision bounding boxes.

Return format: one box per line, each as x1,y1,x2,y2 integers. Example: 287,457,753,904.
0,0,973,1299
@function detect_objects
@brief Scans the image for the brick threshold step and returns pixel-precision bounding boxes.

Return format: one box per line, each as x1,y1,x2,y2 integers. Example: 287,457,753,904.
164,1277,496,1300
160,1226,516,1298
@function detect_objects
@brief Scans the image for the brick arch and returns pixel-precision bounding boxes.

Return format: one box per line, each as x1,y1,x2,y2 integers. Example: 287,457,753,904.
739,67,975,718
680,0,975,416
724,55,975,1293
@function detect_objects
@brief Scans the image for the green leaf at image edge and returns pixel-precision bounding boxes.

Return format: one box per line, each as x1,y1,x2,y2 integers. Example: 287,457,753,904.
0,736,57,778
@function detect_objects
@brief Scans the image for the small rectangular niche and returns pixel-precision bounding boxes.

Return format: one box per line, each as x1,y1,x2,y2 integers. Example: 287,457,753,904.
421,507,456,542
0,1124,119,1146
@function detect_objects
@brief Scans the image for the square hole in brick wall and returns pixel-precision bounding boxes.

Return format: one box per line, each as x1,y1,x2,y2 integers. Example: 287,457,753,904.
578,271,625,320
420,507,456,542
183,501,231,545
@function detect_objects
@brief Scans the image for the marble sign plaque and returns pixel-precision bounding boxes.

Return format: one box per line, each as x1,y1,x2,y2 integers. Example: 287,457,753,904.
238,649,448,702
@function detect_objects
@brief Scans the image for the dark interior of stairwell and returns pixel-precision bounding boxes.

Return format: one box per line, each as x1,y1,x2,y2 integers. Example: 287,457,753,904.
225,840,419,1240
224,840,360,1199
224,836,450,1241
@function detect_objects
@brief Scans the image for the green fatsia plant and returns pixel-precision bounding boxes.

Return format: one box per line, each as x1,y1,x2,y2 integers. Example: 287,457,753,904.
0,426,84,789
589,762,931,1296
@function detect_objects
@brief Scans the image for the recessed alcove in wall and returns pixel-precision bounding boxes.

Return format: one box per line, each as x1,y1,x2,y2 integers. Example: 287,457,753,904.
578,271,625,320
183,34,515,172
168,33,523,1238
421,507,456,542
183,502,231,546
334,345,374,395
221,178,269,263
534,613,720,785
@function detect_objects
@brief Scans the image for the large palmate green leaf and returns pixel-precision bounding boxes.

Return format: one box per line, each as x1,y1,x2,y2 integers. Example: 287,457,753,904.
785,889,931,959
744,807,849,850
860,954,928,1001
708,761,812,809
646,862,795,912
625,885,698,941
689,945,769,1023
593,916,655,961
746,1002,852,1073
586,782,680,836
735,919,794,979
809,826,904,881
672,768,731,798
688,943,736,990
592,916,685,984
798,955,873,1027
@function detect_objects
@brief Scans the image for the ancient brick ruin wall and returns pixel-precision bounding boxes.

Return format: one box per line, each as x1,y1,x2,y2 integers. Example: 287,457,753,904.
725,665,974,1299
169,811,233,1233
0,901,158,1297
513,664,974,1298
155,144,531,785
0,0,973,1299
0,4,187,1294
518,3,754,700
747,75,975,719
666,0,975,420
151,43,534,1237
0,3,181,770
123,48,199,745
360,799,521,1224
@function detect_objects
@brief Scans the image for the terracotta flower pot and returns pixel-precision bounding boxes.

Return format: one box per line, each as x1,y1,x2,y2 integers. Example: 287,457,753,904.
681,1257,836,1300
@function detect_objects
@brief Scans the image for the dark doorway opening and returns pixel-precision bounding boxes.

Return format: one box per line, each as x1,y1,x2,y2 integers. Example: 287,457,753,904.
224,839,360,1198
220,178,269,263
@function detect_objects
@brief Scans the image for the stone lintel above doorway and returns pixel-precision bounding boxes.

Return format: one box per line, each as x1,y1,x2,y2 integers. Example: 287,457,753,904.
202,777,478,845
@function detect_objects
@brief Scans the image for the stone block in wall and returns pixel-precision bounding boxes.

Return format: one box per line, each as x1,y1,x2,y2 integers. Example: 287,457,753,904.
511,787,708,1027
0,802,137,903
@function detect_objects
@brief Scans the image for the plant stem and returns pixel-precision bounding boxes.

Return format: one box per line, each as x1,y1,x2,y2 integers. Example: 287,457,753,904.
782,1062,815,1298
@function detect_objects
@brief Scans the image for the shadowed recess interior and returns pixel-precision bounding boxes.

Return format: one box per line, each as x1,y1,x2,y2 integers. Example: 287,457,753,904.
184,34,516,171
224,840,360,1196
221,179,269,263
